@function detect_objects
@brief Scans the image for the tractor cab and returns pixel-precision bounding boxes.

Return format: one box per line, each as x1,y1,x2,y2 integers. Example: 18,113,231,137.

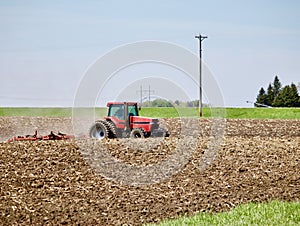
107,102,139,120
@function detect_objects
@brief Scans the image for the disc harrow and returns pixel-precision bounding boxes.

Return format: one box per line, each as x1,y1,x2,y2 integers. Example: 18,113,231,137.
7,130,75,142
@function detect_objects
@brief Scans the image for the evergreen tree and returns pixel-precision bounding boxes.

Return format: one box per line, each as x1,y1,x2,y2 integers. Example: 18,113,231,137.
290,83,300,107
273,75,282,98
272,85,299,107
273,85,288,107
256,76,299,108
256,87,267,107
265,83,274,106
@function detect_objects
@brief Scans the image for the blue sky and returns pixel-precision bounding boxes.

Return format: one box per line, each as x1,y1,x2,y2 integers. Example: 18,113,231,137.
0,0,299,107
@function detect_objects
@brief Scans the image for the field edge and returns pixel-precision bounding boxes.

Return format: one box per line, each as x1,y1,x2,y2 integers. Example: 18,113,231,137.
0,107,299,119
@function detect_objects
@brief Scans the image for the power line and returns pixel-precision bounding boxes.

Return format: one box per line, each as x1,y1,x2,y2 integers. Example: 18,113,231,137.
136,85,154,106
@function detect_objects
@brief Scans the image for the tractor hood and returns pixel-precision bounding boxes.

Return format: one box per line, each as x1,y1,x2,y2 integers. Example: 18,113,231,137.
130,116,159,124
130,116,160,133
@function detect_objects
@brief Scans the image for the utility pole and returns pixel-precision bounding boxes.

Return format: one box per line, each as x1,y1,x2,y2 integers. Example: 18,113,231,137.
148,85,154,105
195,34,207,117
136,85,154,106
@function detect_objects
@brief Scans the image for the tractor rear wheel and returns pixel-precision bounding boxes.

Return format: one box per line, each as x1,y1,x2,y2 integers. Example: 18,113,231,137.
89,121,109,139
106,121,118,138
130,128,145,138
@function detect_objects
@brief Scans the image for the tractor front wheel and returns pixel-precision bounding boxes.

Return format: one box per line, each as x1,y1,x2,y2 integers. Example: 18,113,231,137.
89,121,109,139
130,128,145,138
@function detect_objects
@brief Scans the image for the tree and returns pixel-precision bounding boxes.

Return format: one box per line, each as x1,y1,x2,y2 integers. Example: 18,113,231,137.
290,83,300,107
256,87,268,107
273,84,300,107
186,100,199,107
273,85,289,107
273,75,282,98
151,99,173,107
256,76,300,107
256,76,299,108
265,83,274,106
255,76,282,107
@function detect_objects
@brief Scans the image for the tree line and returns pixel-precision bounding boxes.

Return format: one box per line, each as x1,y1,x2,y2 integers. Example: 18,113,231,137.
141,99,210,108
256,76,300,107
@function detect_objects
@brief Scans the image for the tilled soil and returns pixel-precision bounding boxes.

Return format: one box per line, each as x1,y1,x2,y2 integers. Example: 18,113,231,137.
0,117,299,225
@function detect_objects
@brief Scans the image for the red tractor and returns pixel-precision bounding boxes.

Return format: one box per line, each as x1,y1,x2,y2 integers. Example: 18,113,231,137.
89,102,169,139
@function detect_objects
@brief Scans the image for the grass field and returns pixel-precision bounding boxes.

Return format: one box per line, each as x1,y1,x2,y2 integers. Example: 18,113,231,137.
140,107,300,119
0,107,299,119
146,200,300,226
0,107,72,117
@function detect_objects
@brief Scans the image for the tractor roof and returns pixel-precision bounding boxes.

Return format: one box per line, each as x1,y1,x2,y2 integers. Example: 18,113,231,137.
106,102,138,107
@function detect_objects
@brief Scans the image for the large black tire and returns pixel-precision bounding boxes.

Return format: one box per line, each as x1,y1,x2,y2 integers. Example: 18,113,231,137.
106,121,119,138
130,128,145,138
89,121,110,139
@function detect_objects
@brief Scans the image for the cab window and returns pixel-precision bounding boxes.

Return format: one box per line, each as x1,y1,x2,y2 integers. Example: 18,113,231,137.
108,104,124,119
128,105,138,116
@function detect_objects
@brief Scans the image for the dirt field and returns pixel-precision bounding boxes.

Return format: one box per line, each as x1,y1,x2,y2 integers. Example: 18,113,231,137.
0,117,299,225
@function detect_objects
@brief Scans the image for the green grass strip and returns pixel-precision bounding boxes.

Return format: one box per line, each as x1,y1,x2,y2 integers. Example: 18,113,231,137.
139,107,300,119
0,107,72,117
225,108,300,119
0,107,299,119
146,200,300,226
